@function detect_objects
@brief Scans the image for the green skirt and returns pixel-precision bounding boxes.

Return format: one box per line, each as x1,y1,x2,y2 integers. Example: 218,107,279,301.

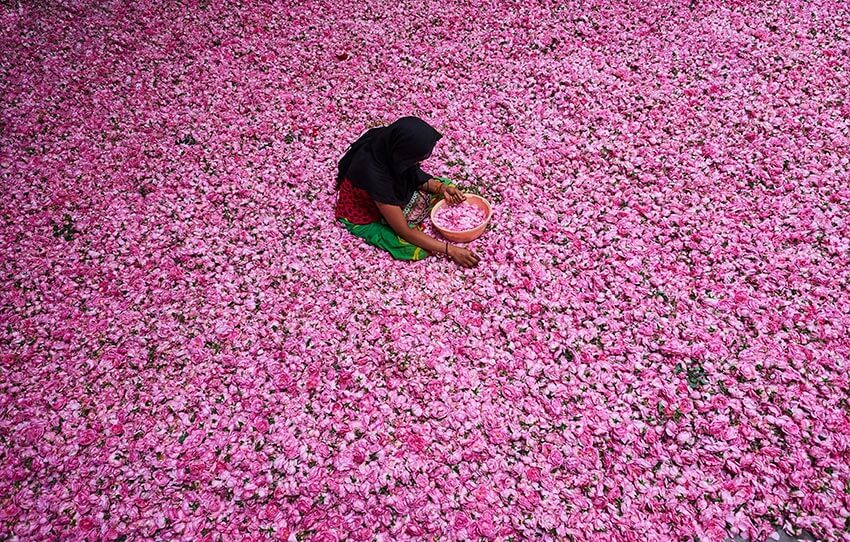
340,177,454,261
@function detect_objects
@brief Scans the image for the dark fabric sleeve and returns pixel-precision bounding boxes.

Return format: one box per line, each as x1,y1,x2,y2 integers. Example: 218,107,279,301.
355,165,429,206
362,175,405,205
348,149,408,205
415,166,432,186
337,127,382,186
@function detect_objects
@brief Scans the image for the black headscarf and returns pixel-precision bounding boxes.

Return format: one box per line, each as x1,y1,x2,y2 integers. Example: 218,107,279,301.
336,117,442,206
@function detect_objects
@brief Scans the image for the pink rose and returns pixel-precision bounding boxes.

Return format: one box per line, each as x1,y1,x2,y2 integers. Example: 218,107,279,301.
189,461,206,478
0,504,19,521
405,522,423,536
276,373,292,390
306,374,319,391
429,401,449,419
254,417,269,433
351,528,372,541
548,448,564,467
283,436,300,459
407,434,427,453
739,362,757,380
23,424,44,443
475,515,497,539
311,531,339,542
644,428,658,444
261,503,279,521
501,385,523,400
78,516,96,531
78,429,98,446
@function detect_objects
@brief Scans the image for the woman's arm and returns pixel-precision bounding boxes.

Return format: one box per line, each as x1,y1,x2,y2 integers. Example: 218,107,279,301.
375,202,480,268
419,178,466,204
419,178,444,195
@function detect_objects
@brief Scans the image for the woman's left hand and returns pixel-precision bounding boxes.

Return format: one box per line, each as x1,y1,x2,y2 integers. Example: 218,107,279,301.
441,185,466,205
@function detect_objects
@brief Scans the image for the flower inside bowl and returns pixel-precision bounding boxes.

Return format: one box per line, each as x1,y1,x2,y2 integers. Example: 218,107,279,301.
431,194,492,243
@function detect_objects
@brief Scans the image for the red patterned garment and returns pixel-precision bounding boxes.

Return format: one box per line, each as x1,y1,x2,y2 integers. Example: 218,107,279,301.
335,177,384,224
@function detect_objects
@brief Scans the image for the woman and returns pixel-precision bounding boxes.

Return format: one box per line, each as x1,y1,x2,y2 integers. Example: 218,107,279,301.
335,117,481,268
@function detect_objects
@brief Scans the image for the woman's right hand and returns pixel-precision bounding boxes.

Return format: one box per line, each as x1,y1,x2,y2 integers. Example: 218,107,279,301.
447,245,480,268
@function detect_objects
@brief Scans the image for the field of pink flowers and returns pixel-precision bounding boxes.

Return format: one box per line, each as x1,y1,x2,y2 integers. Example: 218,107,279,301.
1,0,849,540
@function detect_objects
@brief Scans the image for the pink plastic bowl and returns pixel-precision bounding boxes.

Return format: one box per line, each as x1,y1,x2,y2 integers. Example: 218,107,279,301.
431,194,492,243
